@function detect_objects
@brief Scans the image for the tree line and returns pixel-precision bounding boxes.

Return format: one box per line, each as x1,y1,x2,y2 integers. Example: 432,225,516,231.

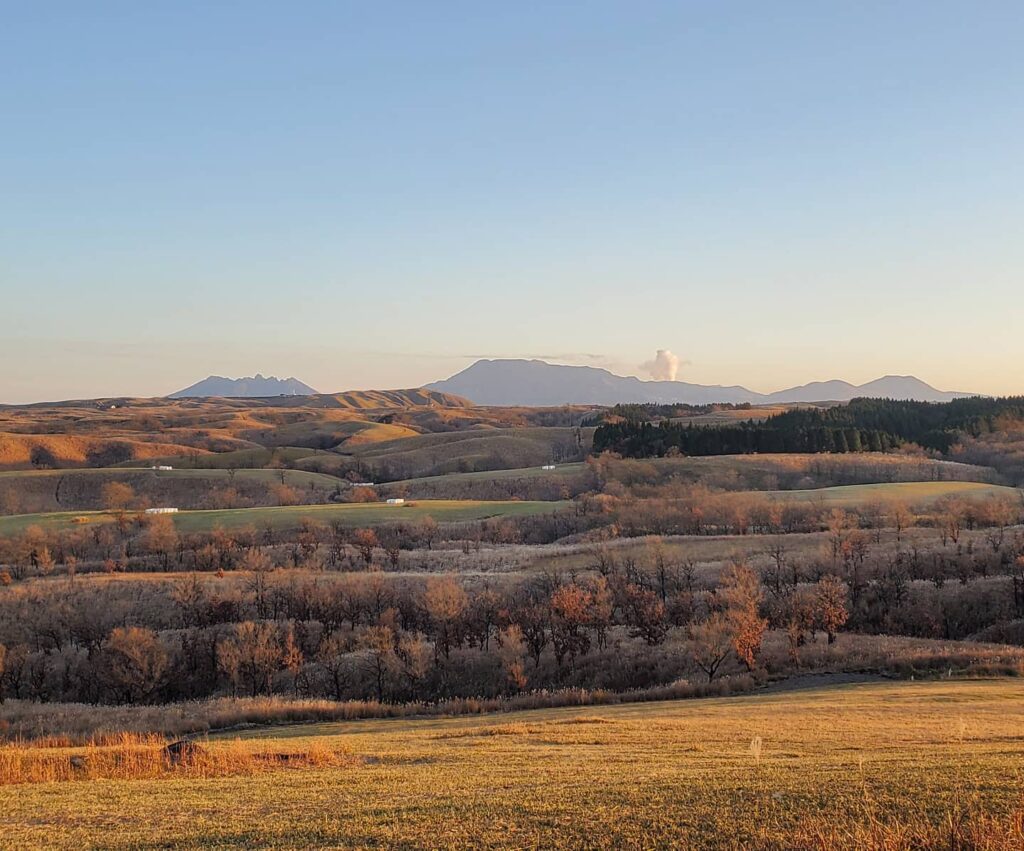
3,515,1024,708
593,396,1024,458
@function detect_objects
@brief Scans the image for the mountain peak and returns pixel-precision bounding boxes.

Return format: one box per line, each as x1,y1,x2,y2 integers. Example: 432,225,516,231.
169,375,318,398
424,359,975,406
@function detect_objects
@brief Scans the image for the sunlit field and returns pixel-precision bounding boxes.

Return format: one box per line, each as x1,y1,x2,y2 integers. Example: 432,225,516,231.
2,679,1022,849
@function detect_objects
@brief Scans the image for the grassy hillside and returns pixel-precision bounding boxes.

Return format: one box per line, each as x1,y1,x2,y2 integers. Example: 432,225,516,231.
378,462,589,500
376,453,999,501
0,499,565,536
118,446,318,470
2,679,1021,848
296,427,594,481
0,466,340,486
263,388,475,409
0,396,543,471
760,480,1020,507
236,412,422,450
0,466,342,514
0,432,211,470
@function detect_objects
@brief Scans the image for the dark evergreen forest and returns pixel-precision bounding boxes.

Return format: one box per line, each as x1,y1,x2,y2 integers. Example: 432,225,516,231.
593,397,1024,458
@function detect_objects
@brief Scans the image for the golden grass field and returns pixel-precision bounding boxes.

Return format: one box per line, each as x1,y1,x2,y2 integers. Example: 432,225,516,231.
1,679,1022,849
0,498,567,536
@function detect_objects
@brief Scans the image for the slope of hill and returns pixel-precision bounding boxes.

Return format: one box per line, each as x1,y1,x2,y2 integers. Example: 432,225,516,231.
170,374,317,398
280,389,475,410
426,359,974,406
0,466,342,514
296,426,592,480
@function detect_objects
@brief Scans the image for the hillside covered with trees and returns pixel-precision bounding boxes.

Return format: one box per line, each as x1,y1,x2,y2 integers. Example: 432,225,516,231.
593,397,1024,458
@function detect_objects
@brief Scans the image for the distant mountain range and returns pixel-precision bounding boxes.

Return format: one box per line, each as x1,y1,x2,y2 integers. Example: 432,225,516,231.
425,359,975,406
170,374,318,398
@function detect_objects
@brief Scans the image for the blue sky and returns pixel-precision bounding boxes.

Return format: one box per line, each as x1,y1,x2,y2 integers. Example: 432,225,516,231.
2,1,1023,402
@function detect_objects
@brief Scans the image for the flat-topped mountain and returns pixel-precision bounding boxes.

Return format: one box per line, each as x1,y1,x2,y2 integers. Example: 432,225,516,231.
425,359,975,406
170,374,317,398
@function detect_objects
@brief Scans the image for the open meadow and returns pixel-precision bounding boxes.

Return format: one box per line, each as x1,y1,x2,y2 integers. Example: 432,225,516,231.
0,498,565,536
1,679,1022,849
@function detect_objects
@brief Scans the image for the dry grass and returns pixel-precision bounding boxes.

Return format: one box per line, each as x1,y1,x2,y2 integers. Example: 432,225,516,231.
310,426,593,480
764,805,1024,850
0,677,756,743
373,452,999,501
0,433,202,468
760,480,1018,507
0,732,354,785
0,680,1022,848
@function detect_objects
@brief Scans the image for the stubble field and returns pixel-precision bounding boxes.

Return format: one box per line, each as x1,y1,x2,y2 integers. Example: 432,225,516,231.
2,679,1022,849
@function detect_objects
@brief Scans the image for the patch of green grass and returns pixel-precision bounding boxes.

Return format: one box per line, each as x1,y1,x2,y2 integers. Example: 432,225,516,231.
0,466,340,487
117,446,318,470
0,499,566,536
394,461,587,486
150,467,342,487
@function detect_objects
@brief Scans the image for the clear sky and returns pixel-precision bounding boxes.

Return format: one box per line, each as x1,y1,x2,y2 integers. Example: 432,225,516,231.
2,1,1023,403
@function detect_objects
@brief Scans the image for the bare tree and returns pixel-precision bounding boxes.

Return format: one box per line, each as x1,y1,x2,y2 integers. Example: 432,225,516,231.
101,627,168,703
690,613,733,683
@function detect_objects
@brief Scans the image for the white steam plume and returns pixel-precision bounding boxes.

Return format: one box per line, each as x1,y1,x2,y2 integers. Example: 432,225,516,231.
641,350,681,381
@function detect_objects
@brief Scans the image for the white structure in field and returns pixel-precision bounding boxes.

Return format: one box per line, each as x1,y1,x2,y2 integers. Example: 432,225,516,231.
541,464,556,470
351,482,375,487
151,465,174,471
386,498,405,505
145,507,179,514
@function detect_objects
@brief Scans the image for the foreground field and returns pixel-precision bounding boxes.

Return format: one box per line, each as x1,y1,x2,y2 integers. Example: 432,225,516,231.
0,498,565,535
2,679,1022,849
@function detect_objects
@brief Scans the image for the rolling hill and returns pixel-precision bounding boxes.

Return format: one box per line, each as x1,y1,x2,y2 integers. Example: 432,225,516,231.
0,499,564,536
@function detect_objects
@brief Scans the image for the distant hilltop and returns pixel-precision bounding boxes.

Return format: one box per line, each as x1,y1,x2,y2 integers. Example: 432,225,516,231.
166,379,471,409
425,359,977,406
170,374,318,398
